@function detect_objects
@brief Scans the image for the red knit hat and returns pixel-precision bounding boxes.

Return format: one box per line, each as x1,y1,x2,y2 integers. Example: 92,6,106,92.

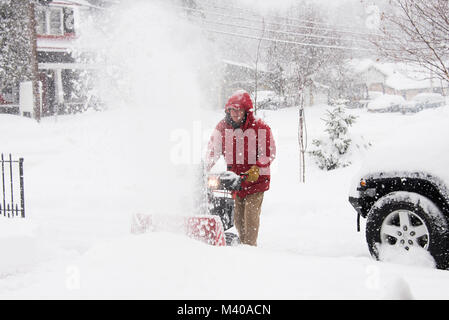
225,90,253,112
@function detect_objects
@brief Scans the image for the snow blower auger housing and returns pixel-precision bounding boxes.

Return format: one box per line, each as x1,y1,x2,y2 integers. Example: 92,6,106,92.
131,171,246,246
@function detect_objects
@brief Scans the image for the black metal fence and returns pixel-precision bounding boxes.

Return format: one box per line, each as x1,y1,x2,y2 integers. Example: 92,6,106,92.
1,154,25,218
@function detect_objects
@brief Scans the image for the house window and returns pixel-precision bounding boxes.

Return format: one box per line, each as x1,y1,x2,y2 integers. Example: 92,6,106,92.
36,6,64,36
49,8,63,35
36,7,47,34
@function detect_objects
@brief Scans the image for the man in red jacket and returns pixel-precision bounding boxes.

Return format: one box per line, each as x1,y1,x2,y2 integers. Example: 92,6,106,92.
206,90,276,246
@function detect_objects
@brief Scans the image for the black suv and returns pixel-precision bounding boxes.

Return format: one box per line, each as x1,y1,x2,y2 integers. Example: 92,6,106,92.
349,171,449,269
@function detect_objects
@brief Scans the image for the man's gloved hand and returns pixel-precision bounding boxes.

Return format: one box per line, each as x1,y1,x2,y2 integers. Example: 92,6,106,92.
245,165,260,183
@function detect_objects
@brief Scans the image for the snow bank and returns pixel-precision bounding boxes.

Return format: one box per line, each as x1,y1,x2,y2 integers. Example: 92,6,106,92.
413,92,445,104
377,245,436,269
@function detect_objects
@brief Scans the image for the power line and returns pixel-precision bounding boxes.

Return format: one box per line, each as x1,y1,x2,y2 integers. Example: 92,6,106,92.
197,18,375,46
57,1,376,51
203,28,374,52
173,4,383,38
199,2,361,31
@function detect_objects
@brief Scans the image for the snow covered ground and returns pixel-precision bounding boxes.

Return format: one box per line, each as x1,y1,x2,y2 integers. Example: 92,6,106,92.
1,103,449,299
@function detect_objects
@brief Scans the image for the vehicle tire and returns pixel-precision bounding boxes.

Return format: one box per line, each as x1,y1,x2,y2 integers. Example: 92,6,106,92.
366,191,449,269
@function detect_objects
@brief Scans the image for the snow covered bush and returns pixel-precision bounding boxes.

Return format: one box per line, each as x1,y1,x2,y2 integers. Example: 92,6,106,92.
309,105,357,170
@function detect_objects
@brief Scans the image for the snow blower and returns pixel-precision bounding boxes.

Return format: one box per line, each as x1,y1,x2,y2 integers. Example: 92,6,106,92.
131,171,246,246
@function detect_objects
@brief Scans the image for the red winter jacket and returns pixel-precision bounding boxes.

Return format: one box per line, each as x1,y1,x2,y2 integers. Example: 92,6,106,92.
206,90,276,198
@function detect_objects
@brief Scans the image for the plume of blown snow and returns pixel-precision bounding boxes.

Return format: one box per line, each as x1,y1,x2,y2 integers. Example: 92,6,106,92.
71,1,220,219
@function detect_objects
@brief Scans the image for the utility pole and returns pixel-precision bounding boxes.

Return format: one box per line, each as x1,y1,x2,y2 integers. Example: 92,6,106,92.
254,18,265,116
28,0,40,122
298,87,306,183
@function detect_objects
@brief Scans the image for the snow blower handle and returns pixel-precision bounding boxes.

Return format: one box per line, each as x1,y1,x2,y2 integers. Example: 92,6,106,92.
239,172,249,181
213,171,243,191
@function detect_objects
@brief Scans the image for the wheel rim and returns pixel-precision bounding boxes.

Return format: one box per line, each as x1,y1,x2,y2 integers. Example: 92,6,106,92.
380,209,430,250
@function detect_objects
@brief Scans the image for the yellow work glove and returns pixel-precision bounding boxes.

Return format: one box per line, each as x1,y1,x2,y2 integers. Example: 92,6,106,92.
245,165,260,183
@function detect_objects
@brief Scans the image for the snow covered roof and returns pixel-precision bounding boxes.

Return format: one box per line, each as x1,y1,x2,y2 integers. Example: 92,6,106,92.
51,0,97,8
348,58,381,74
348,58,447,91
222,59,269,73
223,59,254,70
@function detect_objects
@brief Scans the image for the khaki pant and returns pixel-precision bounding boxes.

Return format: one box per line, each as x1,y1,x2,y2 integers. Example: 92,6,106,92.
234,192,264,246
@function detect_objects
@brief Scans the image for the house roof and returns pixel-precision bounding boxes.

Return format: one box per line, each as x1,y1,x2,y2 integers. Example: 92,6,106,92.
348,58,447,91
51,0,100,8
222,59,269,73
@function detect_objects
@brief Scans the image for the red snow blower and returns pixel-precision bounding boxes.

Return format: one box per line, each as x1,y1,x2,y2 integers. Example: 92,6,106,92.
131,171,246,246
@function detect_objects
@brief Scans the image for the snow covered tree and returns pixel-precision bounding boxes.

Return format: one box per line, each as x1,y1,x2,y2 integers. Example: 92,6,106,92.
309,105,357,170
0,0,33,88
261,3,352,181
324,62,368,106
265,3,349,107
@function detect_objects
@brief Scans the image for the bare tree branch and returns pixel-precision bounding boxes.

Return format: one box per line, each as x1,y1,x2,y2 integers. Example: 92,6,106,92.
373,0,449,83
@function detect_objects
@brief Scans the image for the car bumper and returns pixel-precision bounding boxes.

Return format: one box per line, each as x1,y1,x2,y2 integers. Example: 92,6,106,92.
349,196,363,216
349,187,377,218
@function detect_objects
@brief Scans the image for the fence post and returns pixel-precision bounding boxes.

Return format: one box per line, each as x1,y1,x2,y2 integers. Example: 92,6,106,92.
1,153,5,217
9,154,14,216
19,158,25,218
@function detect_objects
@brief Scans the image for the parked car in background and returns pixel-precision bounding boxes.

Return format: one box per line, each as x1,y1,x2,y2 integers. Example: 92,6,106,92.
367,91,383,100
367,94,406,113
401,93,446,114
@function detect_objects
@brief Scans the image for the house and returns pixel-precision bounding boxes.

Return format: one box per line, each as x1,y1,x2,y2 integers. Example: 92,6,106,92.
0,0,101,117
302,81,330,107
349,58,448,101
220,59,272,109
35,0,99,116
